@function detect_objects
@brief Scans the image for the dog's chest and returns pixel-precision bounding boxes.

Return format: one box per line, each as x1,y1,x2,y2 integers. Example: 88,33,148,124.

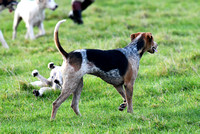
119,46,140,69
31,11,45,26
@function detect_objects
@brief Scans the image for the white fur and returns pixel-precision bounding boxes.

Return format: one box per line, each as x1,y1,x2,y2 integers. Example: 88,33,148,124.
0,30,9,48
30,62,63,96
12,0,58,40
71,0,85,3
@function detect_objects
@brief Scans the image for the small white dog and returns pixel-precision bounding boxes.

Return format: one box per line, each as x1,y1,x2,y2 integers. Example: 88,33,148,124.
12,0,58,40
0,0,18,48
30,62,63,97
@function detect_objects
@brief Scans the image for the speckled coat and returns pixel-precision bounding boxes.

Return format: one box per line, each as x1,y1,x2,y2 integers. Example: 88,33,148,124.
50,20,158,120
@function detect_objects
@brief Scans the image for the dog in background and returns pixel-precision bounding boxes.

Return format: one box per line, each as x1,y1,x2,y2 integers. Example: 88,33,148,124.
0,0,18,48
30,62,63,97
50,20,158,120
12,0,58,40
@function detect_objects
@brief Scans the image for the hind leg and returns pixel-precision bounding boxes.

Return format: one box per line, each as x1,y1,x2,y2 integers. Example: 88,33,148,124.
71,78,83,116
36,22,45,38
12,12,22,40
113,85,127,111
51,90,72,120
51,76,82,120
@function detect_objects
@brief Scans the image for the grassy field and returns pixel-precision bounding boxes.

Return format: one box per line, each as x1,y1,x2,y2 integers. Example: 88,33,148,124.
0,0,200,133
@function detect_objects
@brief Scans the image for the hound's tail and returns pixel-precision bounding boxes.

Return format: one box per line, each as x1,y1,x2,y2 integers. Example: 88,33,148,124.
54,19,69,59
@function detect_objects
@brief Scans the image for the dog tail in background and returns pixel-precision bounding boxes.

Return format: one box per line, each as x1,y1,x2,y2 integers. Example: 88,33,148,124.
54,19,69,59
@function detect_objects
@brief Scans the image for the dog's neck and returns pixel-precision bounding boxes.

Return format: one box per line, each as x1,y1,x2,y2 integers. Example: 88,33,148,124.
118,45,139,69
132,38,146,58
123,38,146,59
38,4,46,10
34,0,46,10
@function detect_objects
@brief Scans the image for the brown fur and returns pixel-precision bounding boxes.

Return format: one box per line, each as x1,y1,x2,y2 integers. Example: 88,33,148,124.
124,62,134,85
69,54,82,71
130,32,141,41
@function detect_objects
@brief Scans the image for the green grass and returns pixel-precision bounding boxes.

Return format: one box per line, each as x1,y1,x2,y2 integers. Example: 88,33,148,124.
0,0,200,133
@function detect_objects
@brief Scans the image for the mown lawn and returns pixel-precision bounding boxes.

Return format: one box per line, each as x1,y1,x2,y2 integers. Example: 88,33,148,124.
0,0,199,133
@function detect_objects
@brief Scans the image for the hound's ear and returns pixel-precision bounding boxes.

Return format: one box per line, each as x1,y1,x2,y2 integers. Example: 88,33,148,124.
48,62,55,69
146,32,153,42
130,32,141,41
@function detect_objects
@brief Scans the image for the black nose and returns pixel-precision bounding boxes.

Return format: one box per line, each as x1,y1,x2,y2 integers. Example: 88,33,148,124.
52,5,58,11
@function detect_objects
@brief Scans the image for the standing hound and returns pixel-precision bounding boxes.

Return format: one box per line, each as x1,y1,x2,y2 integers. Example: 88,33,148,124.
51,20,158,120
0,0,17,48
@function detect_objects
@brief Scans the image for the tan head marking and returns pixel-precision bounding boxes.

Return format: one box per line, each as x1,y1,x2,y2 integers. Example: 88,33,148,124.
130,32,142,41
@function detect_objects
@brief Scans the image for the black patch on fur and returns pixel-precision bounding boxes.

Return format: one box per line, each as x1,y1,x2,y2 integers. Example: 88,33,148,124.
86,49,128,76
119,103,127,111
54,79,60,85
49,63,55,69
120,103,127,109
136,37,145,57
33,90,40,97
136,37,144,51
119,107,124,111
68,52,82,69
33,72,38,77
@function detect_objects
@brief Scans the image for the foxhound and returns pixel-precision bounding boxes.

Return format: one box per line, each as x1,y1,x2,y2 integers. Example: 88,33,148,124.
51,20,158,120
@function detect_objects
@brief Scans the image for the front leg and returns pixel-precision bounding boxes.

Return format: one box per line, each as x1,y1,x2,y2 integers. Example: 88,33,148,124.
36,22,45,38
26,24,35,40
123,64,137,113
32,70,52,86
113,85,127,111
124,84,133,113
